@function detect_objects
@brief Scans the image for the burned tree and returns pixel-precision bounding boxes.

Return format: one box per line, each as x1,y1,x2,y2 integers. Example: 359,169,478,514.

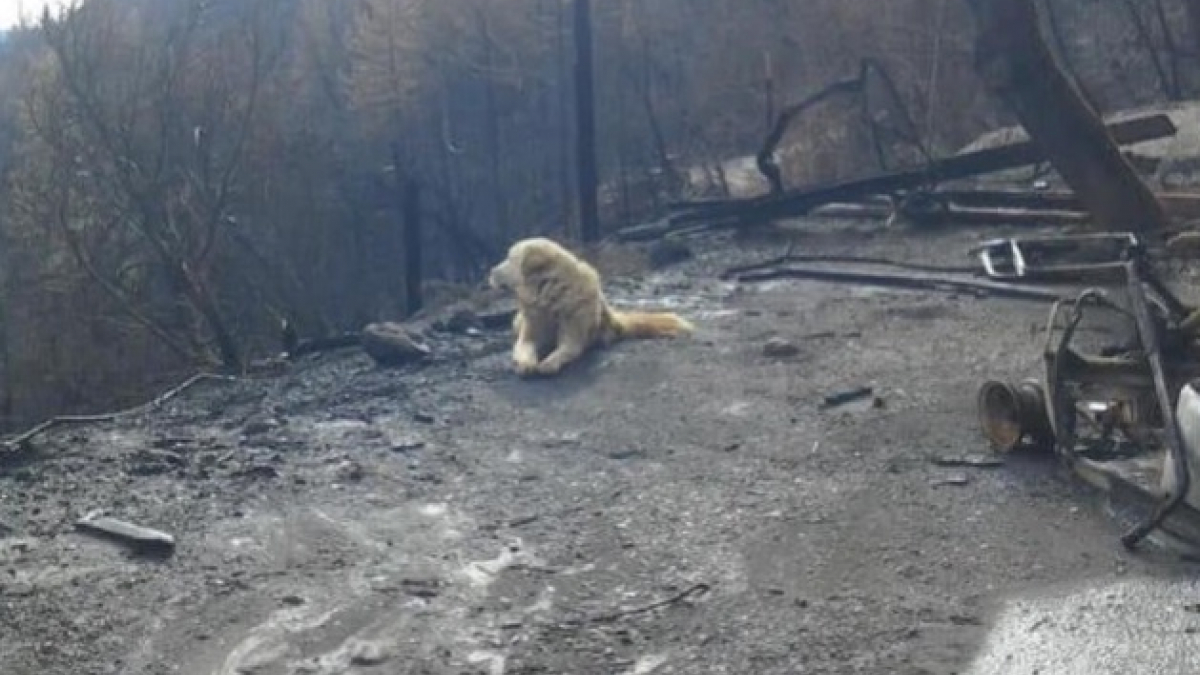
15,0,292,371
573,0,600,243
965,0,1168,235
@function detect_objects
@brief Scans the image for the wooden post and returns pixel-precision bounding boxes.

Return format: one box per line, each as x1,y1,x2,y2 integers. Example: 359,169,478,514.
965,0,1168,235
573,0,600,243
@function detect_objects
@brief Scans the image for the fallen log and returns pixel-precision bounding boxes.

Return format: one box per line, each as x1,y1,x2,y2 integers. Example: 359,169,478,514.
617,112,1176,241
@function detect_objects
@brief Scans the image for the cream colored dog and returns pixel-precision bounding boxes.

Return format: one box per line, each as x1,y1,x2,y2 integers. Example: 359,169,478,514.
488,237,694,377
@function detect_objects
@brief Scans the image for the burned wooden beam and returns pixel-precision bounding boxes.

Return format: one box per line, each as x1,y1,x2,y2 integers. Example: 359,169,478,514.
671,113,1175,227
967,0,1170,235
612,113,1177,243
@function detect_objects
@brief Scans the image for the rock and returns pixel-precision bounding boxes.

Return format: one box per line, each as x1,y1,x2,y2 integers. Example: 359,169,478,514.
126,448,186,476
242,417,281,437
930,472,971,487
647,238,693,269
441,308,480,333
235,464,280,480
0,538,32,561
347,640,390,666
360,322,432,366
390,436,426,453
540,431,582,448
3,580,35,597
400,578,441,599
762,337,800,358
477,307,518,330
336,460,365,483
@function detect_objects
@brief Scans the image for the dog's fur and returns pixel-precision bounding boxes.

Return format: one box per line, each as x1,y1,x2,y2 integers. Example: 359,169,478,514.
488,237,693,377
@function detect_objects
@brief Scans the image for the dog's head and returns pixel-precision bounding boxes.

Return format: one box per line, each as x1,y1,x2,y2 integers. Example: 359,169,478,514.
488,238,559,291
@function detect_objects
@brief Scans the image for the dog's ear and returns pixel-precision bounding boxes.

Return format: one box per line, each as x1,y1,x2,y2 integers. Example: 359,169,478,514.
518,245,554,279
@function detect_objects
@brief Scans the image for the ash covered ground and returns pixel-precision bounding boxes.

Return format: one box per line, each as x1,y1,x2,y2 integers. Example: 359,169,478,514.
2,220,1199,675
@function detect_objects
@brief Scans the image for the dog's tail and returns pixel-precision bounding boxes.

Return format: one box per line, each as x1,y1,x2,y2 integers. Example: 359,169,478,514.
609,308,694,340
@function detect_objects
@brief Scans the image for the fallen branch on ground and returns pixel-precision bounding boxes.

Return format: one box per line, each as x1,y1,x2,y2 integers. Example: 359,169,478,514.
2,372,238,451
553,583,712,629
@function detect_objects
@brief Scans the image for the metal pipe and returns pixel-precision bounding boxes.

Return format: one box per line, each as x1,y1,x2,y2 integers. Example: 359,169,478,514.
1120,259,1191,549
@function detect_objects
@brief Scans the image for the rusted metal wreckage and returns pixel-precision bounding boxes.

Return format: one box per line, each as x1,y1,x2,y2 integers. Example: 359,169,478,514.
655,101,1200,552
724,232,1200,553
976,233,1200,553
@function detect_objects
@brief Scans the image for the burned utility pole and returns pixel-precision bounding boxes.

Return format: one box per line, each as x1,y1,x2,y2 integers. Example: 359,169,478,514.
573,0,600,243
965,0,1168,235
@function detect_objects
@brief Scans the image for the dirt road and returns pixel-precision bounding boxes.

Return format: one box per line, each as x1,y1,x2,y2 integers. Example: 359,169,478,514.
1,221,1196,675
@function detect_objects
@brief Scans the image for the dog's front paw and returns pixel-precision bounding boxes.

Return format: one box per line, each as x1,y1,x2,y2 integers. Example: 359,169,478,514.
534,359,564,376
514,355,540,377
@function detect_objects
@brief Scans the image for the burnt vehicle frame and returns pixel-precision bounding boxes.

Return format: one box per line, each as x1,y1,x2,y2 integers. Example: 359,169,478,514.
977,233,1200,551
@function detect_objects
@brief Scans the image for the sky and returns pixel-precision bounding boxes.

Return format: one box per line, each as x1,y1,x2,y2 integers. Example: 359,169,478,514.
0,1,66,31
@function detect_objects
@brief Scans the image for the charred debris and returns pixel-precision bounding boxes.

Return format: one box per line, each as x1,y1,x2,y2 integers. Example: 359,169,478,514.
10,1,1200,560
610,38,1200,553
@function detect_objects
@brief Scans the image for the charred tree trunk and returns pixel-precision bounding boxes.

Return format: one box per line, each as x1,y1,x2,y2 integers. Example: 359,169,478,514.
572,0,600,243
478,8,509,241
966,0,1168,235
178,263,242,370
555,0,575,233
403,178,422,317
1186,0,1200,78
391,142,422,318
